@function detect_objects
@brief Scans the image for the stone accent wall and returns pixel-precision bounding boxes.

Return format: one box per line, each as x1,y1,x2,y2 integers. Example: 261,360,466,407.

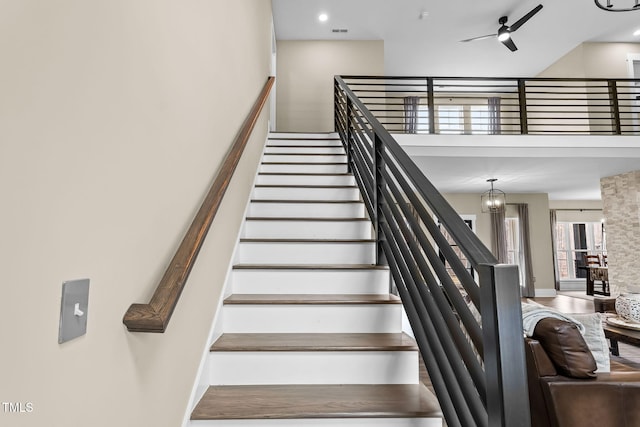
601,170,640,294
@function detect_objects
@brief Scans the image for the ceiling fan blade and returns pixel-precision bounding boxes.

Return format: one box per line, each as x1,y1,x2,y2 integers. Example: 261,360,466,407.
501,37,518,52
460,34,497,43
509,4,543,32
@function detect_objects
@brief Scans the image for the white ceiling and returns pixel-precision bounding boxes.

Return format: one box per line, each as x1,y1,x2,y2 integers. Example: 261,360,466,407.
272,0,640,76
396,134,640,200
272,0,640,200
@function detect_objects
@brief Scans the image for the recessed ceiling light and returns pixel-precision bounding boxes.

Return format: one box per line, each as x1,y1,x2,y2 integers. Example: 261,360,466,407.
634,29,640,36
318,13,328,22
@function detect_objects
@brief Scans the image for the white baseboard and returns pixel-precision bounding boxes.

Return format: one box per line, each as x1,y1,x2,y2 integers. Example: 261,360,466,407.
534,288,557,297
559,280,586,291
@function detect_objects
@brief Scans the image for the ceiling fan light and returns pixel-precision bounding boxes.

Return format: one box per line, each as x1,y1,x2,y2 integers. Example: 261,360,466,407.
497,27,511,41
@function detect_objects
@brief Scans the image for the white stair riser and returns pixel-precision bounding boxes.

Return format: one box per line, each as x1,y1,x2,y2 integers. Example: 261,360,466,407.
242,220,372,239
208,351,417,385
263,154,347,163
269,134,340,143
265,146,345,154
247,202,365,218
260,163,348,174
237,241,375,264
253,187,360,201
256,174,355,186
270,133,339,138
231,269,389,295
190,418,442,427
223,305,402,333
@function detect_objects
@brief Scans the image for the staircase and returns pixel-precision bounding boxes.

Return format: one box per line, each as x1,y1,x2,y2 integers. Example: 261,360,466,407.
189,133,441,426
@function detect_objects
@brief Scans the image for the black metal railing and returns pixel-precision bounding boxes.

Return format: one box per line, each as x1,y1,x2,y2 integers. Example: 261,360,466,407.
340,75,640,135
335,76,529,427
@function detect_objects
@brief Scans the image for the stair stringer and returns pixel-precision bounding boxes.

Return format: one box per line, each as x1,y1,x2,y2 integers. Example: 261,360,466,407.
180,133,273,427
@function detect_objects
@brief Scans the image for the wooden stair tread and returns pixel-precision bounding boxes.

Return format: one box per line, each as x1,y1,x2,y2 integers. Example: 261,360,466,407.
264,152,345,156
210,333,417,352
232,264,385,270
250,199,363,204
254,184,357,189
266,145,344,149
268,136,341,140
261,162,347,165
191,384,441,420
239,238,374,243
245,217,368,222
258,172,352,176
224,294,401,304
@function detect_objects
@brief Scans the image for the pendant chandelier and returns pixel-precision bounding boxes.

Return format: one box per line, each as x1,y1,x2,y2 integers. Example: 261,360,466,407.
594,0,640,11
481,179,506,213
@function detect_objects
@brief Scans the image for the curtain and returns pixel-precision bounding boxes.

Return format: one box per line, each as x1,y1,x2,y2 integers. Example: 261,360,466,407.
404,96,420,134
517,204,536,298
488,97,501,135
490,209,508,263
549,210,560,291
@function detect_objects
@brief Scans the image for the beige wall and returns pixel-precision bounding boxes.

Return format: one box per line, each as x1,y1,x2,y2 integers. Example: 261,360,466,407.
548,200,604,223
276,40,384,132
538,42,640,78
444,193,555,295
0,1,272,426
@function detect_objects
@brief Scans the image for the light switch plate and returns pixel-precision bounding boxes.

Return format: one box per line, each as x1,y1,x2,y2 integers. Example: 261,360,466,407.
58,278,90,344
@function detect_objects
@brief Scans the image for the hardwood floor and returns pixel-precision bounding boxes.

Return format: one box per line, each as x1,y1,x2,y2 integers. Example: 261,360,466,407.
525,294,594,313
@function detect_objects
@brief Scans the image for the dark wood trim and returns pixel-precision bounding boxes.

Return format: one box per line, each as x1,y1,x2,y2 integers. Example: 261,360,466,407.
191,384,440,420
244,217,368,222
261,161,348,166
122,76,275,333
266,145,342,148
239,238,375,243
232,264,388,270
250,199,363,204
263,152,345,156
254,184,358,189
210,333,417,352
268,136,341,140
223,293,401,304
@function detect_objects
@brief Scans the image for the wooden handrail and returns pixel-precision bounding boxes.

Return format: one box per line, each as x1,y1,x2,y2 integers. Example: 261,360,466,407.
123,76,275,332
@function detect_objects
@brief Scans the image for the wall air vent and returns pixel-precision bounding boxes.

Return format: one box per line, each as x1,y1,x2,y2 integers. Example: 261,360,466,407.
331,29,348,33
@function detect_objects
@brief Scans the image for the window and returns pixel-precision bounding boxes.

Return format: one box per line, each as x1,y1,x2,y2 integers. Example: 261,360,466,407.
408,101,500,134
505,217,527,287
437,106,464,134
438,216,476,289
417,104,430,132
555,221,606,280
470,105,490,134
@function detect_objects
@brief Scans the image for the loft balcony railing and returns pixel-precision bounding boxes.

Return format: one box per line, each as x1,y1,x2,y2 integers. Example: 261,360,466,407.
340,75,640,135
335,76,529,427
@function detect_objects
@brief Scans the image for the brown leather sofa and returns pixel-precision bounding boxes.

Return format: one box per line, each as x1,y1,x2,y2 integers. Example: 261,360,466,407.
525,329,640,427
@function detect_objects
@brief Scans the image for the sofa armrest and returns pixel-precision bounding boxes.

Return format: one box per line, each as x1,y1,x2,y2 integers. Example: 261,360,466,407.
541,373,640,427
526,338,557,377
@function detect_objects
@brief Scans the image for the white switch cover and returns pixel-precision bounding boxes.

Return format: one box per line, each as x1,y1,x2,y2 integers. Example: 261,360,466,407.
58,278,90,344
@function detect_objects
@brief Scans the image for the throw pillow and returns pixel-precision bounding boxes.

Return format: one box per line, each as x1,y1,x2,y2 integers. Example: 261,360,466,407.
570,313,610,373
533,317,597,379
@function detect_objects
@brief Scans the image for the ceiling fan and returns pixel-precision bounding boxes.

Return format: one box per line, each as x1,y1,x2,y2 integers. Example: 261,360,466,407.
460,4,543,52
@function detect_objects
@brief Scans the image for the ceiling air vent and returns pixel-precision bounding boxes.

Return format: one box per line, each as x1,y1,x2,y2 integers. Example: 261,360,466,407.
332,29,348,33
